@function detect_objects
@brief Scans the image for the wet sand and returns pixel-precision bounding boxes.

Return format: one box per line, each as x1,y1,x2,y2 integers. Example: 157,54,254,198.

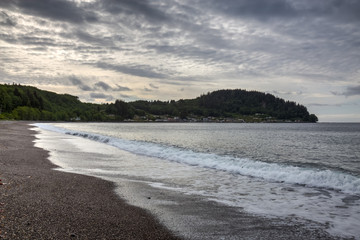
0,121,179,239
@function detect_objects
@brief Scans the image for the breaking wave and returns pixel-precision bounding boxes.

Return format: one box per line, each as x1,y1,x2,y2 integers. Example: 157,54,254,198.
33,123,360,194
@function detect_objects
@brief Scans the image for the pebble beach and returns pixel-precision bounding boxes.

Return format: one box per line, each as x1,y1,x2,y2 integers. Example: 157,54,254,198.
0,121,178,239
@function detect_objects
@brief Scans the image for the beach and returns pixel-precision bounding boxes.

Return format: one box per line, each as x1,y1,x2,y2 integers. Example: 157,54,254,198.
0,121,178,239
0,121,350,239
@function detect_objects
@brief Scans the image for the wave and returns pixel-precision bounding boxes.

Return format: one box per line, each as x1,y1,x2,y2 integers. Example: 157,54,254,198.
33,123,360,194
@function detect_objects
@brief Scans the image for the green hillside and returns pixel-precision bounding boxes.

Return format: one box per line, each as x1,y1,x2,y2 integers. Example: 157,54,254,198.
0,84,318,122
0,84,107,121
129,89,318,122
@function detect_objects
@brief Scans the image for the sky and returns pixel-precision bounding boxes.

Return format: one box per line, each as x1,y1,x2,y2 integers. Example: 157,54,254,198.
0,0,359,122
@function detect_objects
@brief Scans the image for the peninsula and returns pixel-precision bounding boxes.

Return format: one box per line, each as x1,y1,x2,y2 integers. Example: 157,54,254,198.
0,84,318,123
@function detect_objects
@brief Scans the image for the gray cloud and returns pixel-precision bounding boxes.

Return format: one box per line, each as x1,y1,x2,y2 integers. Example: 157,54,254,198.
20,36,57,46
95,62,168,79
147,43,228,65
202,0,297,20
76,30,104,44
69,76,92,91
0,31,71,48
94,81,132,92
143,87,153,92
198,0,360,22
331,85,360,97
343,85,360,97
99,0,169,23
308,103,343,107
272,90,303,96
113,84,132,92
94,81,111,91
149,83,159,89
90,92,114,101
73,30,123,47
0,11,16,26
308,0,360,22
1,0,97,23
0,33,17,44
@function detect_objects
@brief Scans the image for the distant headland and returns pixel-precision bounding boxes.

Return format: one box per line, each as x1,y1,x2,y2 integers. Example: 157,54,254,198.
0,84,318,123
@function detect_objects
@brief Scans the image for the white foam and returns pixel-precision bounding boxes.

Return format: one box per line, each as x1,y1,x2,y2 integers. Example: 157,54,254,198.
32,123,360,239
32,123,360,194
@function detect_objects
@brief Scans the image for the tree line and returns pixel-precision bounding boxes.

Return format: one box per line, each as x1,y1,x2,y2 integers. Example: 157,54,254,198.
0,84,318,122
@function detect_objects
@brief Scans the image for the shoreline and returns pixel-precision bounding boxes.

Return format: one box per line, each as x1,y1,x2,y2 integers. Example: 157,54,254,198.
33,122,344,240
1,121,347,239
0,121,179,239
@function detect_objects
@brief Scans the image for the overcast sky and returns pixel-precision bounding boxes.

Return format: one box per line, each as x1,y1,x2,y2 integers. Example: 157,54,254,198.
1,0,359,122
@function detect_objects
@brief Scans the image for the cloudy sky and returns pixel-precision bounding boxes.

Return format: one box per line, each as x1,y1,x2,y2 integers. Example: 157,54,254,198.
1,0,359,122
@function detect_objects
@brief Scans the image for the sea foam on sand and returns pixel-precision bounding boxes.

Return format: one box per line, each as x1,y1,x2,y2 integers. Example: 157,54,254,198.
31,124,358,239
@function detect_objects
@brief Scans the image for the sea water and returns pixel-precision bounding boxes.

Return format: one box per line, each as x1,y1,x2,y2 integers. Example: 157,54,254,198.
32,122,360,239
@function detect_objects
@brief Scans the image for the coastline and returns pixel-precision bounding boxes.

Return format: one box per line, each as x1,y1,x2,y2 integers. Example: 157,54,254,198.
1,121,348,239
0,121,179,239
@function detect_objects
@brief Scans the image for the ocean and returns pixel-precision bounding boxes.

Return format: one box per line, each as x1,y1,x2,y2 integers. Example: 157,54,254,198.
32,122,360,239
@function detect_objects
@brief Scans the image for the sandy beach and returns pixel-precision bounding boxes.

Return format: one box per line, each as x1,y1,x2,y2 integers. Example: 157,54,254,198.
0,121,179,239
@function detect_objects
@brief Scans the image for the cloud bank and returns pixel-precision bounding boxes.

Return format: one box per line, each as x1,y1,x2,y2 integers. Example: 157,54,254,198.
0,0,359,121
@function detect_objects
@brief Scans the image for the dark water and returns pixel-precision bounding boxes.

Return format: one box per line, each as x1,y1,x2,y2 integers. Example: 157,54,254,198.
35,122,360,238
77,123,360,175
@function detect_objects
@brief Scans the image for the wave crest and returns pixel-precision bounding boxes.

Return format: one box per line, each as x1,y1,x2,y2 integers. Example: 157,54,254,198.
33,123,360,194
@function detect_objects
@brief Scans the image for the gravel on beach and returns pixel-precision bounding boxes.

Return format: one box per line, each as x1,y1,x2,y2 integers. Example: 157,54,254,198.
0,121,179,240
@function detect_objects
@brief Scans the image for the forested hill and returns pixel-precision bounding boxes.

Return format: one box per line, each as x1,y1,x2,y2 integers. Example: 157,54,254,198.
0,84,318,122
196,90,318,122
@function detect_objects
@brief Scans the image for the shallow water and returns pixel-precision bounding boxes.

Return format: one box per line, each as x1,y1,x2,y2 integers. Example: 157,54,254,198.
33,122,360,239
